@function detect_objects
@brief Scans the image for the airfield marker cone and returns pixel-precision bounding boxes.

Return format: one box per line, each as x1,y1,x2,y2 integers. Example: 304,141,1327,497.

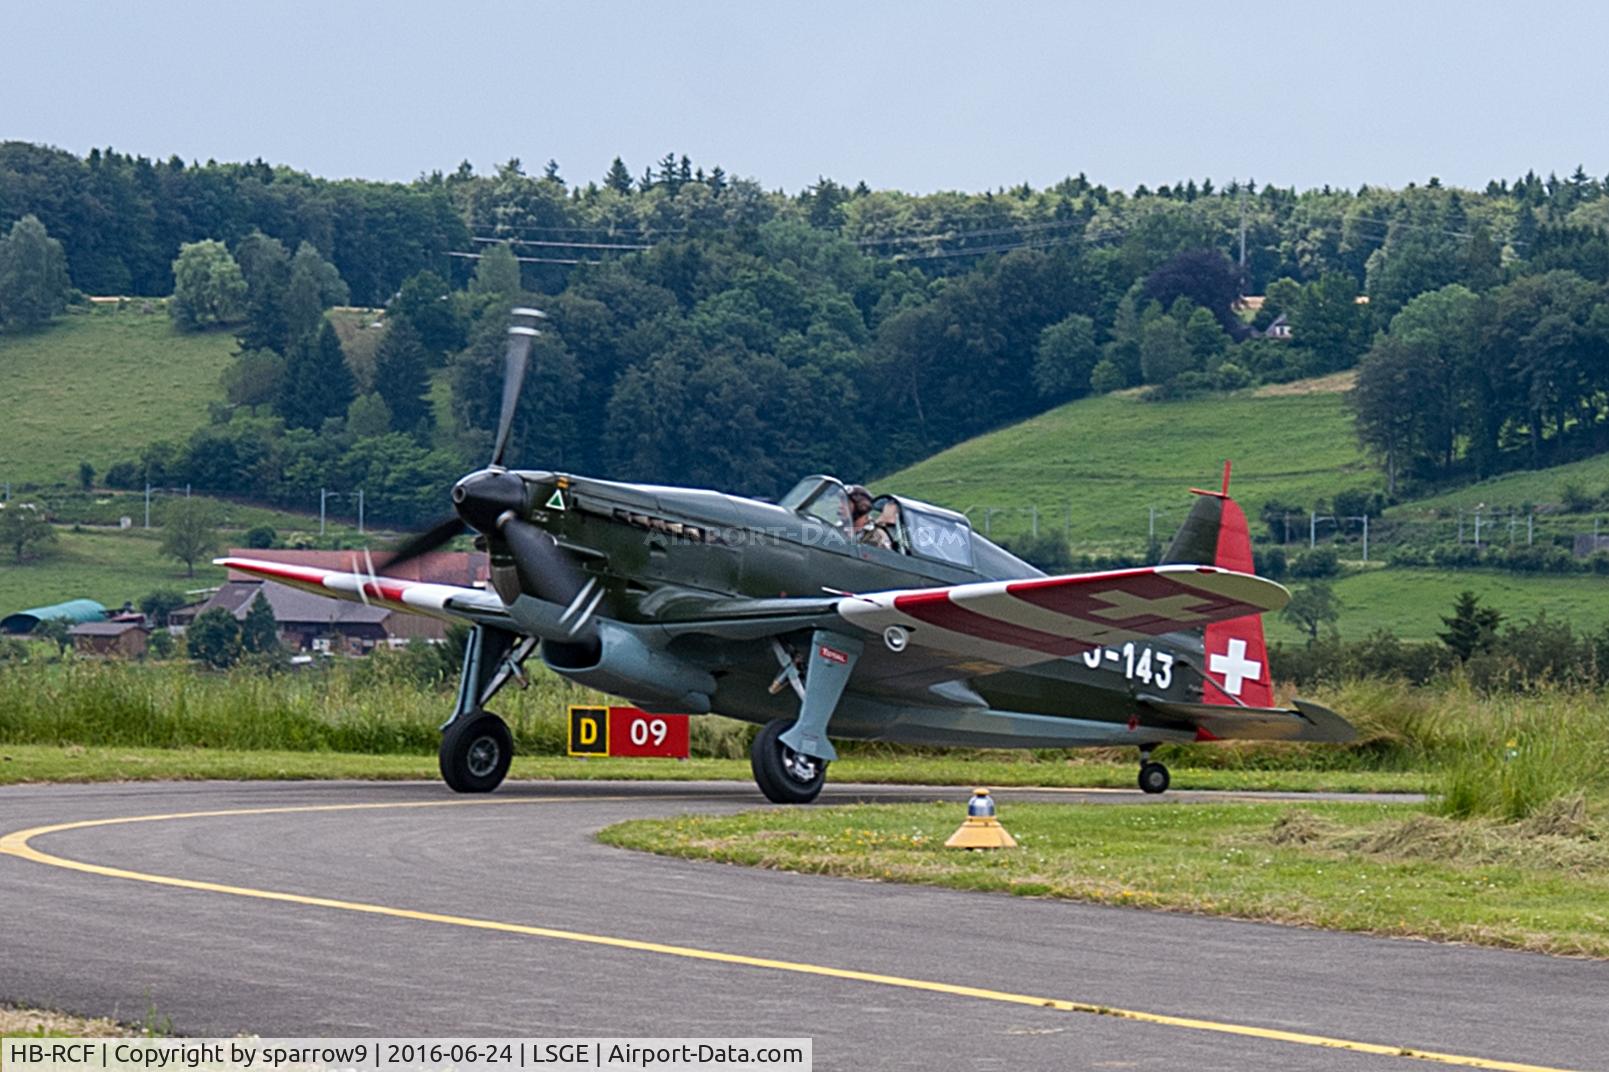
944,788,1018,850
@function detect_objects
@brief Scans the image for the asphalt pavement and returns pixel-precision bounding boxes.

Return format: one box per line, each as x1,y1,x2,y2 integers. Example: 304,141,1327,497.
0,779,1601,1071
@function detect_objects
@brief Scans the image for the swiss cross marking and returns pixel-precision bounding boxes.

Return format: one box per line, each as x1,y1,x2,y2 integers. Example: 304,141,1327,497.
1208,638,1262,696
1088,590,1209,622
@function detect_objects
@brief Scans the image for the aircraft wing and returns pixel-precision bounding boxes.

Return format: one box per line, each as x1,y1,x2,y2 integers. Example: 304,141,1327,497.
834,564,1287,670
214,557,517,631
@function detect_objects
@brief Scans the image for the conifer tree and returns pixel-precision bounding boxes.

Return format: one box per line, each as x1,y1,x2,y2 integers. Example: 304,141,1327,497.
278,321,354,429
604,157,634,194
241,591,281,654
373,315,434,437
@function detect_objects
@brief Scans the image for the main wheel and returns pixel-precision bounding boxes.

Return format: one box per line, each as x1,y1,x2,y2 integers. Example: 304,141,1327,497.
440,711,513,793
750,718,828,804
1138,760,1170,795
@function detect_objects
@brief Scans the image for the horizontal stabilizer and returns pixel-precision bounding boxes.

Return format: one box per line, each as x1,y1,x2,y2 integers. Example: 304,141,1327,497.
1137,694,1358,743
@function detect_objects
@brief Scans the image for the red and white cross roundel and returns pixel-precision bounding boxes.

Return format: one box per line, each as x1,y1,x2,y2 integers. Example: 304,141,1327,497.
1208,637,1262,697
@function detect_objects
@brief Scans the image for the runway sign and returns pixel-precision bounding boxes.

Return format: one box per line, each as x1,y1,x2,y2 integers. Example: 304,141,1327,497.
567,705,690,758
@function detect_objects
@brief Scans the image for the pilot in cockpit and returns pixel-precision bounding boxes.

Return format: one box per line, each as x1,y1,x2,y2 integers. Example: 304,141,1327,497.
847,485,892,550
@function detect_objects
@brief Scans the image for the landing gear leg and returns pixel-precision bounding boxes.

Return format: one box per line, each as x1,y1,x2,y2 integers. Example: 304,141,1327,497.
1138,747,1170,795
752,630,862,804
438,624,533,794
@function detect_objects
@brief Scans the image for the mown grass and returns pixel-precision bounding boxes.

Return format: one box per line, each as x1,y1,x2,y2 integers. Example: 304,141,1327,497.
599,799,1609,957
879,386,1374,545
0,529,226,616
0,1003,148,1037
1263,567,1609,645
0,744,1430,792
0,305,234,486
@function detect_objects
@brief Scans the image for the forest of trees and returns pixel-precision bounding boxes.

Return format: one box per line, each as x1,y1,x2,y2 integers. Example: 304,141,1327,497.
3,142,1608,522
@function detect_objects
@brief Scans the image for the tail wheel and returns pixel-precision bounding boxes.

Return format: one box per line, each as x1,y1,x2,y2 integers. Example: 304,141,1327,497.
750,718,828,804
1139,760,1170,795
440,711,513,793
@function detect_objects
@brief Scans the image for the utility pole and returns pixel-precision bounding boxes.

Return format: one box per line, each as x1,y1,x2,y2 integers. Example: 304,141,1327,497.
319,489,327,537
1237,184,1248,284
1528,512,1534,546
357,489,365,535
1149,506,1156,543
144,484,151,528
1474,508,1483,548
1310,511,1317,549
1030,504,1038,539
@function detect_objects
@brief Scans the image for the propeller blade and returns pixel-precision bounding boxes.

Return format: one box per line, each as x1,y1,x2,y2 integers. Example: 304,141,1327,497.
499,514,588,609
490,308,547,469
379,514,467,573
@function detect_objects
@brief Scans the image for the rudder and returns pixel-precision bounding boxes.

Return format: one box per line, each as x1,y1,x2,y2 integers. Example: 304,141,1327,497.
1161,464,1274,709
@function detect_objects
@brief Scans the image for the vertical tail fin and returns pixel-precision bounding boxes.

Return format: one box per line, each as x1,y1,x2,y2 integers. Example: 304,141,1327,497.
1161,463,1274,708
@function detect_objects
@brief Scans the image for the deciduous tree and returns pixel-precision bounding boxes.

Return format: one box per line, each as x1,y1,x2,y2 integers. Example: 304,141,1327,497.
159,498,221,577
0,502,56,563
169,240,246,330
0,214,70,329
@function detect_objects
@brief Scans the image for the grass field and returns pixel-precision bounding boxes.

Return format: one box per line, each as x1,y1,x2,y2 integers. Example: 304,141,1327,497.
1386,453,1609,517
600,797,1609,957
878,386,1376,546
1264,567,1609,645
0,528,225,614
0,305,235,486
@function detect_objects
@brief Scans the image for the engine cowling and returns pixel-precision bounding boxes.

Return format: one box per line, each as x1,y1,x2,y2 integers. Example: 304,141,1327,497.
540,622,716,713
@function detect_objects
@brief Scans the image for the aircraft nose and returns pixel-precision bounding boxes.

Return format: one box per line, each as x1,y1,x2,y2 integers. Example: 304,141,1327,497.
451,468,528,534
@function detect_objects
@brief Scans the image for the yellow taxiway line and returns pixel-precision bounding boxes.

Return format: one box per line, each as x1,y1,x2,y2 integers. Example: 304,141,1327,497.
0,797,1578,1072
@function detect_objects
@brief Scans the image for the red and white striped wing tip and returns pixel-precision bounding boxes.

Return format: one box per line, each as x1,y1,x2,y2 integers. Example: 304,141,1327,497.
213,557,491,620
836,564,1288,664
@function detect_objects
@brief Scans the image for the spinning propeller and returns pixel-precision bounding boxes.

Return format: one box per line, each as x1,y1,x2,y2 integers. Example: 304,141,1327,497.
379,308,594,631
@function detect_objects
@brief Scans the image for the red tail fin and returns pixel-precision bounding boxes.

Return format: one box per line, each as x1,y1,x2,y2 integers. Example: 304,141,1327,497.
1164,464,1274,708
1200,493,1273,708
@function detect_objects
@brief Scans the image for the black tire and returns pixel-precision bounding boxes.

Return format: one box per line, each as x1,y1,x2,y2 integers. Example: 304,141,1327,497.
1138,760,1170,795
440,711,513,793
750,718,828,804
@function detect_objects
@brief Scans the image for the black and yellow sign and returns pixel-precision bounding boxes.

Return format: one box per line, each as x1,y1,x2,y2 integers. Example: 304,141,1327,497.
567,705,608,756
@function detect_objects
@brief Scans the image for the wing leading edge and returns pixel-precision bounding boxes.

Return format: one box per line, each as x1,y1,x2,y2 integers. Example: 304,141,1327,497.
214,557,515,630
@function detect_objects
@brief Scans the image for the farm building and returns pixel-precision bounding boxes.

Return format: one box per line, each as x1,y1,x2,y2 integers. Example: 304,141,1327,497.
171,549,488,653
0,599,108,635
69,620,150,658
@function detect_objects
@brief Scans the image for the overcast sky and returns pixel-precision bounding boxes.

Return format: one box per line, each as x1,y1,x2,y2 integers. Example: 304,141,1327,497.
7,1,1606,194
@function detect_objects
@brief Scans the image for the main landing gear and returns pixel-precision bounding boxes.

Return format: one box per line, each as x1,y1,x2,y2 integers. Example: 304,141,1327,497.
751,718,828,804
1138,748,1170,794
439,625,535,794
751,629,863,804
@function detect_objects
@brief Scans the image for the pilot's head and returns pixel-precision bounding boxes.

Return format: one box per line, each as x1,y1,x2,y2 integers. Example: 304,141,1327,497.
847,485,873,519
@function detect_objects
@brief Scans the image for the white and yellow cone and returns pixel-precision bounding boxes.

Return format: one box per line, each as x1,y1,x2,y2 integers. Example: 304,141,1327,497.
944,788,1018,850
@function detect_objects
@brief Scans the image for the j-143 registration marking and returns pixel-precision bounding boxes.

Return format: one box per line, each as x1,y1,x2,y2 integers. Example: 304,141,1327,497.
1082,642,1174,688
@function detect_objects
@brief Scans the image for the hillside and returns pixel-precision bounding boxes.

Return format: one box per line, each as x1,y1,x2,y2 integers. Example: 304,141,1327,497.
0,304,234,485
879,385,1377,547
1262,568,1609,646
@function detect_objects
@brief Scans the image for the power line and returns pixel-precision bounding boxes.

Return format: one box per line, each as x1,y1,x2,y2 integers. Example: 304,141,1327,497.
854,217,1086,248
471,235,653,251
447,250,597,266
